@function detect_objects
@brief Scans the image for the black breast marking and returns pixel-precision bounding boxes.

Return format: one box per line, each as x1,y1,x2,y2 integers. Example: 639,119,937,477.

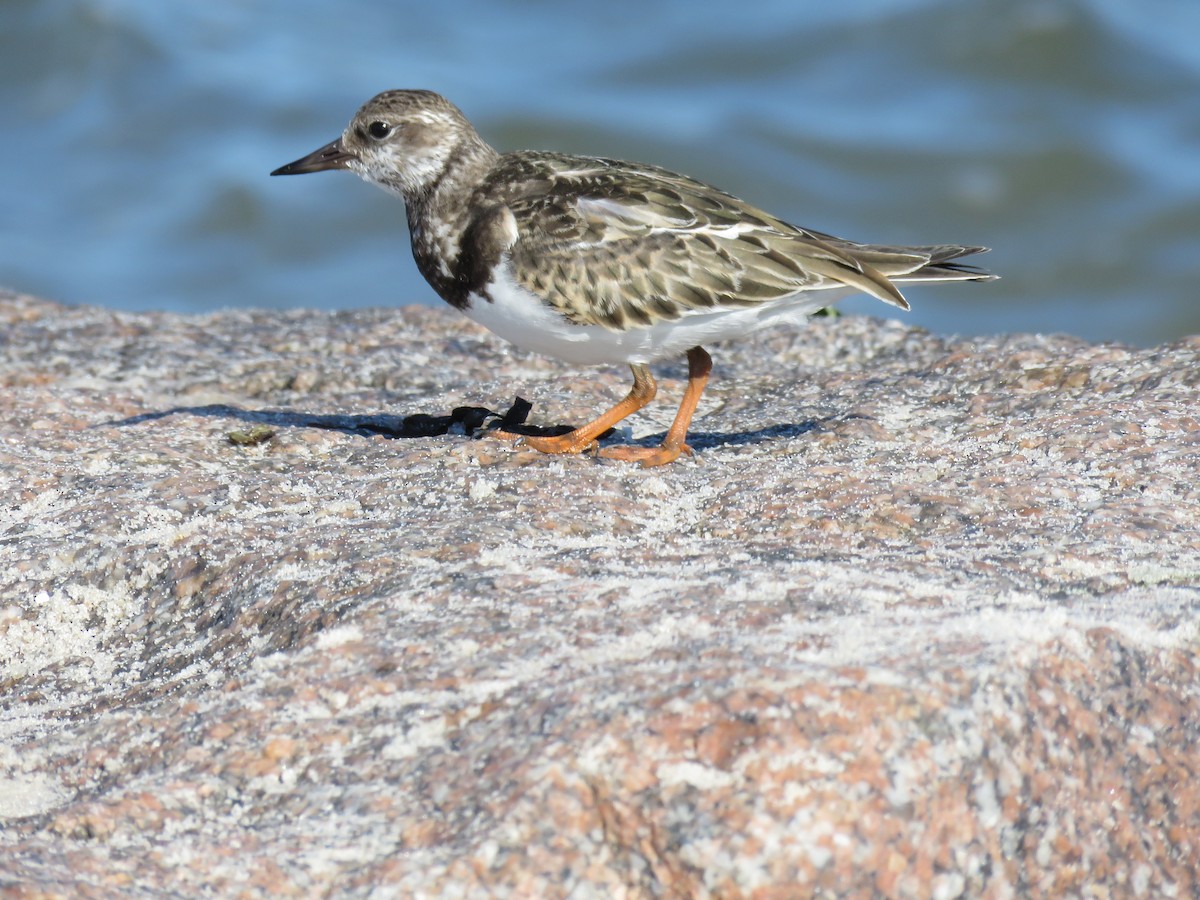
408,205,516,311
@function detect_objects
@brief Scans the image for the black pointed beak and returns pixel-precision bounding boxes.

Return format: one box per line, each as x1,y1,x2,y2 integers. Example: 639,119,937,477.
270,137,356,176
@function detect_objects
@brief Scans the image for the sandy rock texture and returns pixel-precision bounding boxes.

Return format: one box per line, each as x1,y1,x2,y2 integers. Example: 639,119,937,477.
1,288,1198,897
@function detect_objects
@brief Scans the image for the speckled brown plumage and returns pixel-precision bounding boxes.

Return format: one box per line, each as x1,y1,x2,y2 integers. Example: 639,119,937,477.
466,152,991,331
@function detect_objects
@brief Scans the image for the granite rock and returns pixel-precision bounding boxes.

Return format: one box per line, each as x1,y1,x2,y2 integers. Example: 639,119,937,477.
1,289,1198,897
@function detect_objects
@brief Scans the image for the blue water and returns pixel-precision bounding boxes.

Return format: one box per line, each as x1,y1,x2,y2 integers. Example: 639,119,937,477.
2,0,1198,345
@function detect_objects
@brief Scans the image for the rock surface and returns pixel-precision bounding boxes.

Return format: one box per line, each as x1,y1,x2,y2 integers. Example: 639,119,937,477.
1,289,1198,897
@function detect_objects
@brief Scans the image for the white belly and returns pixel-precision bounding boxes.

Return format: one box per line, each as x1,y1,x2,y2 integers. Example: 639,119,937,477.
462,262,850,367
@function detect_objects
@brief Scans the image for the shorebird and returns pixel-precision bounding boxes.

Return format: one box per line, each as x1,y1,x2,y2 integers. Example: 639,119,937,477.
273,90,995,466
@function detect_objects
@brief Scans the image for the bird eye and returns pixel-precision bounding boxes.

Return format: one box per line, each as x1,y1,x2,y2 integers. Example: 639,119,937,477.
367,121,392,140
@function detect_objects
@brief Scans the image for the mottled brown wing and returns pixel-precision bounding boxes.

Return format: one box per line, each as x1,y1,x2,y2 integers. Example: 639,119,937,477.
499,156,908,331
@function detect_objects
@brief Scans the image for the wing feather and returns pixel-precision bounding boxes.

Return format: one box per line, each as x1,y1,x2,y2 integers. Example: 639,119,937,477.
482,153,989,330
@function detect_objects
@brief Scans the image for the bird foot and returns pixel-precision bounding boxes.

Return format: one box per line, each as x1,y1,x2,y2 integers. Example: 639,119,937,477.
595,442,692,468
518,432,600,455
478,427,533,443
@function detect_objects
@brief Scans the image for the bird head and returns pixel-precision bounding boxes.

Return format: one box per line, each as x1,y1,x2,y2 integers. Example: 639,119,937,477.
271,90,484,200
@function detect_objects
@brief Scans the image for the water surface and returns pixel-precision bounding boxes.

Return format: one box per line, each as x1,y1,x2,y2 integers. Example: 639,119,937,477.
2,0,1198,344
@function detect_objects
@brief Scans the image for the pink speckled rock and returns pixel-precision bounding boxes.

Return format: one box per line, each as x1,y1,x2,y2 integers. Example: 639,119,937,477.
1,290,1198,897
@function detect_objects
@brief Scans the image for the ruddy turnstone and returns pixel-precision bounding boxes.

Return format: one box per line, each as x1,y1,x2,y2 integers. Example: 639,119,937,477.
272,90,996,466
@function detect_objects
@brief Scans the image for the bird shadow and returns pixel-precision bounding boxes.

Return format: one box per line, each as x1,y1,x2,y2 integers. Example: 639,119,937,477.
101,397,572,441
102,398,832,453
687,420,822,450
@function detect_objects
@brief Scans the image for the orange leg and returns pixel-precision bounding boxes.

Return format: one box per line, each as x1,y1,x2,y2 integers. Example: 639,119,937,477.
520,363,657,455
598,346,712,467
